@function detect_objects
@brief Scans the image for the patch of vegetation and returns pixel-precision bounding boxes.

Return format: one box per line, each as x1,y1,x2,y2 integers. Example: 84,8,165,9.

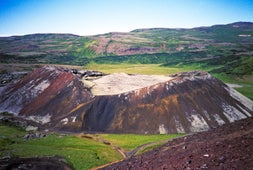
85,63,198,75
0,125,121,170
71,37,96,58
0,124,183,170
213,74,253,101
9,135,121,170
235,83,253,100
136,143,163,155
98,134,183,151
91,51,207,64
210,56,253,75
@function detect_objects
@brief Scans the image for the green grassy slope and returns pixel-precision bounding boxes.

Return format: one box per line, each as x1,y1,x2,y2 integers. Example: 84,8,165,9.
98,134,183,151
0,125,121,169
1,22,252,64
0,124,183,169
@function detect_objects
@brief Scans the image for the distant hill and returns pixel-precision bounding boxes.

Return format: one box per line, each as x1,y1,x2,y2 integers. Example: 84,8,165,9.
1,22,253,75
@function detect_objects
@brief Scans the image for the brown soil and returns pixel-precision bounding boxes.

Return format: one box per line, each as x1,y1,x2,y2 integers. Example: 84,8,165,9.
0,156,73,170
101,117,253,170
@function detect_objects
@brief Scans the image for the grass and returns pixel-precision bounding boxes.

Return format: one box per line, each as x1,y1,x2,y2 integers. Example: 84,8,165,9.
0,125,121,170
0,125,183,170
234,83,253,101
212,73,236,83
85,63,198,75
97,134,183,151
0,125,26,138
9,135,121,170
136,143,163,155
212,73,253,100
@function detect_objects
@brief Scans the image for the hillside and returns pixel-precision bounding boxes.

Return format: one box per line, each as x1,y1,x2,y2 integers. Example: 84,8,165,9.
1,22,253,58
0,22,252,71
0,66,252,134
101,116,253,169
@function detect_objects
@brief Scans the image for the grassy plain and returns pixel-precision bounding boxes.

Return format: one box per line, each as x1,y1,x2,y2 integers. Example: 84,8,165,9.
85,63,200,75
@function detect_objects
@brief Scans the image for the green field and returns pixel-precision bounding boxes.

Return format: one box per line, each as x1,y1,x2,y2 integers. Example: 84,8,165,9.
85,63,194,75
0,125,121,169
0,125,183,169
97,134,183,151
84,62,214,75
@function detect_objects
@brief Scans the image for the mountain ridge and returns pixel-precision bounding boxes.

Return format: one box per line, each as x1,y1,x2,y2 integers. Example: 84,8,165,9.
1,21,251,37
1,22,252,79
0,21,252,56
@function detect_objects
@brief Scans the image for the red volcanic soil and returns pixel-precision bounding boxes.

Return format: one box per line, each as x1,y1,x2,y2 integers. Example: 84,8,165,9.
101,117,253,170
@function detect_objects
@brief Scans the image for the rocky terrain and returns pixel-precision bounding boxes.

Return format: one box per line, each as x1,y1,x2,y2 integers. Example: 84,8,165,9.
0,156,73,170
0,66,252,134
101,116,253,170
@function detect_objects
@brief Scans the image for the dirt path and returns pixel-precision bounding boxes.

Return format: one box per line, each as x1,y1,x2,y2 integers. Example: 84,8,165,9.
125,140,168,157
81,134,169,159
86,135,170,170
81,134,127,158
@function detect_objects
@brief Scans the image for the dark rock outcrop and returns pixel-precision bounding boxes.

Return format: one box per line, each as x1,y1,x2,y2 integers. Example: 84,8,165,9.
0,66,93,131
0,66,252,133
0,156,73,170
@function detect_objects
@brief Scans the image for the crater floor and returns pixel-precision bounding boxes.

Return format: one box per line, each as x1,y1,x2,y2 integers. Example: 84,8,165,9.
82,73,173,96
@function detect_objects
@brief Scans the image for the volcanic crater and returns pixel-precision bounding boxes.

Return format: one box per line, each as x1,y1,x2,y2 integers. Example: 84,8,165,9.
0,66,252,134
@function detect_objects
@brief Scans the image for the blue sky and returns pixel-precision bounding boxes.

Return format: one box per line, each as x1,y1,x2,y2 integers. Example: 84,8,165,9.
0,0,253,36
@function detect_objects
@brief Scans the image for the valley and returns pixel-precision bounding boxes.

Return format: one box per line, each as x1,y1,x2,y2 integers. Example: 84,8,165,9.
0,22,253,169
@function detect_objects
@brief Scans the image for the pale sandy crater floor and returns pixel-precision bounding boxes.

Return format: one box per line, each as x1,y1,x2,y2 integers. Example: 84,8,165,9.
82,73,173,96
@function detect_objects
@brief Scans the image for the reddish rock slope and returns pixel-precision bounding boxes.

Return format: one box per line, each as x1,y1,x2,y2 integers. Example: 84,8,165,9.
101,117,253,170
0,66,93,130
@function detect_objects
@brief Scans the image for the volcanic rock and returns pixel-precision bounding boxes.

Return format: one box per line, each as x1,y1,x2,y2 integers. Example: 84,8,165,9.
0,156,73,170
0,66,93,131
0,66,252,133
